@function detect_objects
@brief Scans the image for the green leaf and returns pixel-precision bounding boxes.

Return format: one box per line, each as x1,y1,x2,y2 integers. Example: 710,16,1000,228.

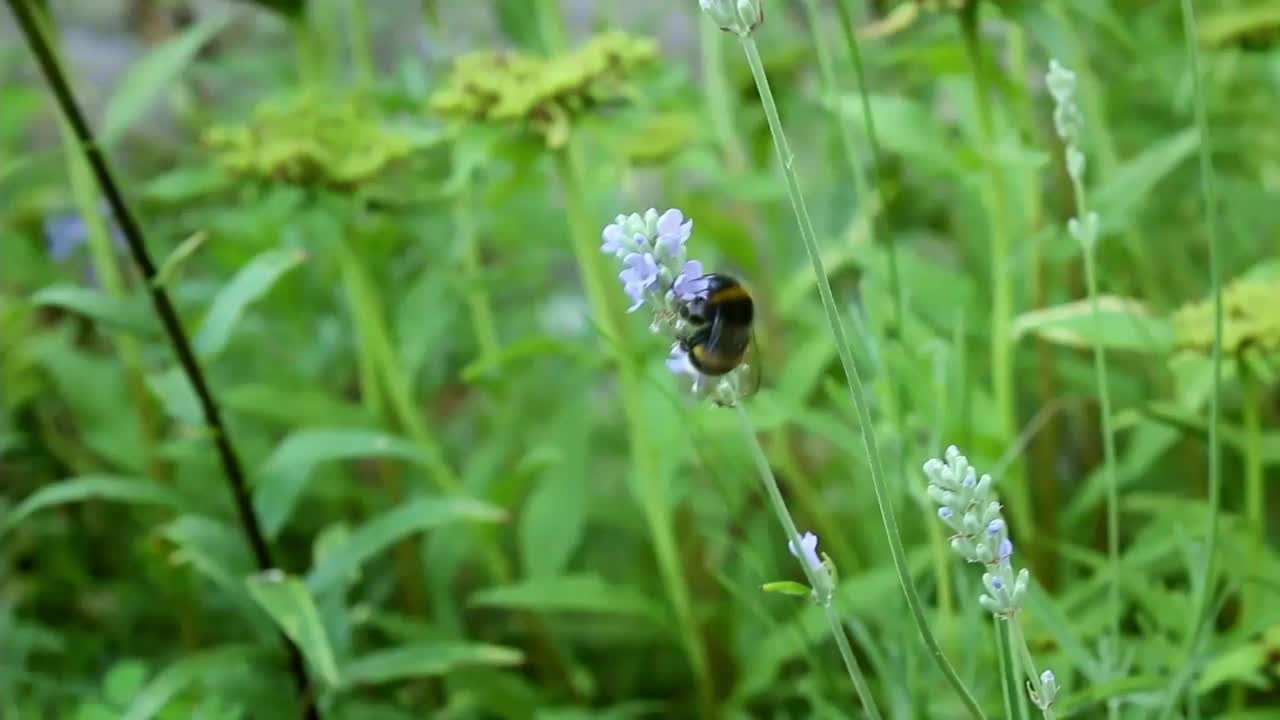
1200,6,1280,47
104,660,150,705
121,645,260,720
1093,127,1198,230
152,231,208,288
468,575,661,620
760,581,811,597
1011,296,1173,354
145,366,203,425
341,642,523,687
101,14,233,143
162,515,255,594
307,496,506,595
245,572,341,687
30,285,157,336
1,476,182,537
194,247,307,358
253,429,437,537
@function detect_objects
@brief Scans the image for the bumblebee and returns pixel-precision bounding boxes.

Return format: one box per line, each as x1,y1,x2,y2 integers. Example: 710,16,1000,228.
678,273,760,396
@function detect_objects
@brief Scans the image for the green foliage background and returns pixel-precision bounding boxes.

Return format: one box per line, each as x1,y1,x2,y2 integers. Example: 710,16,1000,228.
2,0,1279,717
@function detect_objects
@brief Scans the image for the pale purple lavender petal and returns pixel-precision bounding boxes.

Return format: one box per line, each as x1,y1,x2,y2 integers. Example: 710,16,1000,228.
787,531,823,571
655,208,692,257
671,260,708,302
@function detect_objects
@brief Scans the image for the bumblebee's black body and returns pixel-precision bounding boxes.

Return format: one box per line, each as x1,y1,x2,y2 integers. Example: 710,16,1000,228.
679,273,755,376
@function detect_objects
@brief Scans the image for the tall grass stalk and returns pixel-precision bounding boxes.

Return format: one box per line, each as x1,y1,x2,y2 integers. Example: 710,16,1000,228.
957,5,1031,544
995,621,1018,720
831,0,903,327
736,406,883,719
1158,2,1224,716
735,30,986,720
4,2,318,715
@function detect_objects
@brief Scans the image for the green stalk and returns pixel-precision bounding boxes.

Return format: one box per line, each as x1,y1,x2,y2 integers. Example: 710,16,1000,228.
736,32,986,719
1158,3,1223,716
454,188,502,371
1009,620,1055,720
334,240,458,492
555,148,714,718
59,127,164,481
832,0,903,328
346,0,375,86
1242,365,1263,598
995,621,1018,720
737,405,883,720
1234,363,1262,711
1078,183,1122,715
957,6,1031,543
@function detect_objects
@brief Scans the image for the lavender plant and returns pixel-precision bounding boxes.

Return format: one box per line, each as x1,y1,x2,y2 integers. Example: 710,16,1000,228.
697,2,984,716
925,446,1058,719
1047,58,1122,720
602,207,882,718
600,207,754,406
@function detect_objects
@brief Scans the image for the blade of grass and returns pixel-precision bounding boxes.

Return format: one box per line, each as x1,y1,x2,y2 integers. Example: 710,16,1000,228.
1158,2,1224,716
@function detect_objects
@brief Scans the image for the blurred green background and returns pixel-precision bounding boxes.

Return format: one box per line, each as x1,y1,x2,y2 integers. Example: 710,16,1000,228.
2,0,1279,718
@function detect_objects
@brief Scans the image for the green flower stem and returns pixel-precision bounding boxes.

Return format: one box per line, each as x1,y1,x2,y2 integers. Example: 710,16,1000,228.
1160,3,1223,716
1076,182,1122,701
59,125,164,482
995,621,1018,720
454,186,502,372
5,2,317,714
554,148,715,719
736,405,883,720
1009,620,1055,720
1242,365,1264,598
957,7,1031,544
736,32,986,720
346,0,374,85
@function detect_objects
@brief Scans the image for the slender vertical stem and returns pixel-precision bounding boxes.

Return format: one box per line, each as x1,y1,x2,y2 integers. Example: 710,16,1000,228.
1156,5,1224,718
995,621,1018,720
957,6,1031,544
737,406,883,720
454,188,502,370
1009,620,1055,720
1234,363,1262,711
1082,224,1122,695
4,2,317,716
832,0,903,329
736,32,986,720
346,0,374,85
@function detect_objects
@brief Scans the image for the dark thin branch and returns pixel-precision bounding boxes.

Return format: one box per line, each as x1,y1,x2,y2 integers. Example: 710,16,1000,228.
4,1,317,716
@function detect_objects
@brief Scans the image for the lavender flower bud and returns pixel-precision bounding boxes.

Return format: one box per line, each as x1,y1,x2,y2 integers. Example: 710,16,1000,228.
699,0,763,36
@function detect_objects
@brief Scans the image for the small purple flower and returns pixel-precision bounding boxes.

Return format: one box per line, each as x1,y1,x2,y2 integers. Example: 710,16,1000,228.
655,208,692,258
666,343,697,377
600,223,629,256
619,252,659,312
991,576,1004,590
986,519,1004,536
998,538,1013,564
670,260,708,302
788,531,823,572
939,507,954,520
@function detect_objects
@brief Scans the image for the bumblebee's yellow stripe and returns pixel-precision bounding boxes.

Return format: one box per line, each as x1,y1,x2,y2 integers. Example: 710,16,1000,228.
710,286,750,304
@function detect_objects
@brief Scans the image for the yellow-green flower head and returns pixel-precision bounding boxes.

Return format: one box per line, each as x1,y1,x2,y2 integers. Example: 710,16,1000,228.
1172,280,1280,356
428,31,658,148
202,92,416,188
